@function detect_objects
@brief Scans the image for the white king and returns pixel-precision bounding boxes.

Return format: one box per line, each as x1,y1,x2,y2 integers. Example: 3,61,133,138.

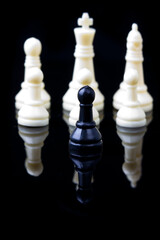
62,13,104,116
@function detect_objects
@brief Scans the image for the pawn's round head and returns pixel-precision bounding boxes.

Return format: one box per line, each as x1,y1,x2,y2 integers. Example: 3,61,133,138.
124,68,138,86
24,37,42,56
78,85,95,104
77,68,92,85
26,67,43,84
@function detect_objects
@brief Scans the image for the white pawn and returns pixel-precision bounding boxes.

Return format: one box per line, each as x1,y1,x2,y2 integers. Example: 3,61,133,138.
113,23,153,113
15,37,51,109
116,68,146,128
62,13,104,116
18,67,49,127
69,68,100,132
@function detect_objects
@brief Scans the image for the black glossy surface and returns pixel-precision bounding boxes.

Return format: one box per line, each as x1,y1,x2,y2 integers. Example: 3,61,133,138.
9,3,160,232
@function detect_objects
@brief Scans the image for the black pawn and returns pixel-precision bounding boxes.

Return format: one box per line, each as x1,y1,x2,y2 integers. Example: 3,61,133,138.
69,85,103,204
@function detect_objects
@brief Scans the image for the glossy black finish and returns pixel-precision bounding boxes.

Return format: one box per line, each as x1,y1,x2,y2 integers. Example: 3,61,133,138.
69,86,103,204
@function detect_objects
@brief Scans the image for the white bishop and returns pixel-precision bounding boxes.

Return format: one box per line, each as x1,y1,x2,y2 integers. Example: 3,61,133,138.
113,23,153,113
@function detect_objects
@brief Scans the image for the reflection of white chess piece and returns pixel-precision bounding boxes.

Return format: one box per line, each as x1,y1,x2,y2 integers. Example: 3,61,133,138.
18,67,49,127
18,125,49,176
116,68,146,128
62,13,104,116
72,168,94,190
15,37,50,109
69,68,100,132
116,125,146,188
113,23,153,113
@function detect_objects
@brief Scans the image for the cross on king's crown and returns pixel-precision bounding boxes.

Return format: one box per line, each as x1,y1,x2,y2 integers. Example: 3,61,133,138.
78,13,93,29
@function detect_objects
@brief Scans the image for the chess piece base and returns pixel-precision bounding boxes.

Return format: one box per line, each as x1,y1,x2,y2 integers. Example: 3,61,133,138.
116,107,146,128
113,81,153,113
15,88,50,110
18,105,49,127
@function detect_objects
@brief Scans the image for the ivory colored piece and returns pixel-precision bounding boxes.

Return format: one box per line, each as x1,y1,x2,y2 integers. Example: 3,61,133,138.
62,12,104,115
116,68,146,128
113,23,153,112
69,68,100,131
116,124,146,188
15,37,51,109
18,67,49,127
18,125,49,176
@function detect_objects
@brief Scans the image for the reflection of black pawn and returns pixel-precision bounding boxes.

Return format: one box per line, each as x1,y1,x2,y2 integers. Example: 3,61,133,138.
69,85,103,204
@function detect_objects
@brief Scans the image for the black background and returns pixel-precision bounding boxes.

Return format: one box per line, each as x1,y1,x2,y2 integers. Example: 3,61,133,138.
8,1,159,236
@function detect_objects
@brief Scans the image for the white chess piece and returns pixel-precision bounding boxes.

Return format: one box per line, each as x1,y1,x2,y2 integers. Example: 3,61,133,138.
62,13,104,116
113,23,153,112
69,68,100,131
15,37,51,109
18,67,49,127
116,68,146,128
18,125,49,176
116,124,146,188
